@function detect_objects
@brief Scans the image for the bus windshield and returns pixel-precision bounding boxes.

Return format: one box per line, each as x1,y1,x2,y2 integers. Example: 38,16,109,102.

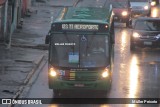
50,33,109,68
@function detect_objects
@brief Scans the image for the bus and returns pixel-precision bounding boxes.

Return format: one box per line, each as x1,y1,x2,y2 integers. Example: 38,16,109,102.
45,6,115,97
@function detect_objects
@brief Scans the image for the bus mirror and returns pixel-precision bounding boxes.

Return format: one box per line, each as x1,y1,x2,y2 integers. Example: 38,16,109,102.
45,34,50,44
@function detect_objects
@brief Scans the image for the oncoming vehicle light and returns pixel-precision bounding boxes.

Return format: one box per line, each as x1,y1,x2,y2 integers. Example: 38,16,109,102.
102,67,110,78
122,11,128,16
151,1,156,6
49,67,57,77
133,32,141,38
144,6,149,10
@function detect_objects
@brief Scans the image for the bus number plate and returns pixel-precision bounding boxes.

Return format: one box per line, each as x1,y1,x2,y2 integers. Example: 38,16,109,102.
74,84,84,87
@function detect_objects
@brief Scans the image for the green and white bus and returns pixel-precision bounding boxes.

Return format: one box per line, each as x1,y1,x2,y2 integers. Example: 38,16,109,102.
45,6,115,97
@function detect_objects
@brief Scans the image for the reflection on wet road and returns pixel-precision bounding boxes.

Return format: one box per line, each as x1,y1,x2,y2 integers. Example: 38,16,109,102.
129,55,139,98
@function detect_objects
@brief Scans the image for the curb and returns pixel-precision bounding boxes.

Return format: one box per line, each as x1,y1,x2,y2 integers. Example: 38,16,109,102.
11,44,49,50
7,54,45,107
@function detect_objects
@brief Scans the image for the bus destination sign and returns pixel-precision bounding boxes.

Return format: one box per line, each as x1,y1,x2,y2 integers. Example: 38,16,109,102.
62,24,99,31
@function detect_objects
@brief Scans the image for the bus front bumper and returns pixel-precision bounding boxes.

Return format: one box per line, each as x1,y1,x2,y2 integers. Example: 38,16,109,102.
49,78,111,91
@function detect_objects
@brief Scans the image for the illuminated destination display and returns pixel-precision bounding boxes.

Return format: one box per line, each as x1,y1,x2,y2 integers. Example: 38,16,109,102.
52,23,108,32
62,24,99,30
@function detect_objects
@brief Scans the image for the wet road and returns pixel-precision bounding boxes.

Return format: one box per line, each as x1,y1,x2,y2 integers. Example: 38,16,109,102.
18,0,160,107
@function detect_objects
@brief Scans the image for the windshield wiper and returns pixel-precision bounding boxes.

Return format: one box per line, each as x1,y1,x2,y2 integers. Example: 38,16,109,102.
64,33,80,68
86,35,95,56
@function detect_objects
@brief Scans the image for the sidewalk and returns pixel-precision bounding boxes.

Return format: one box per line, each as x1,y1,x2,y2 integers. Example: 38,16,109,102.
0,1,50,100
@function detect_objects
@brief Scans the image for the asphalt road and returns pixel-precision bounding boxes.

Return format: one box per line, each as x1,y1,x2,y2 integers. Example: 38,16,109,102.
15,0,160,107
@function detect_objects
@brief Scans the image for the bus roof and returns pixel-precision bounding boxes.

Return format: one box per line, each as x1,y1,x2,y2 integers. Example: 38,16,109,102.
54,7,113,24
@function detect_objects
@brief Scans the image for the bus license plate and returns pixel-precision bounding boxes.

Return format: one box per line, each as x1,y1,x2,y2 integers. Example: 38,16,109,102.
74,84,84,87
144,42,152,45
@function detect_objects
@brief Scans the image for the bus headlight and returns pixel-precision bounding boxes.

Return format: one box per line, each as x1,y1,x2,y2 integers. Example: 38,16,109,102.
151,1,156,6
133,32,141,38
144,6,149,10
49,67,57,77
102,68,110,78
122,11,128,16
